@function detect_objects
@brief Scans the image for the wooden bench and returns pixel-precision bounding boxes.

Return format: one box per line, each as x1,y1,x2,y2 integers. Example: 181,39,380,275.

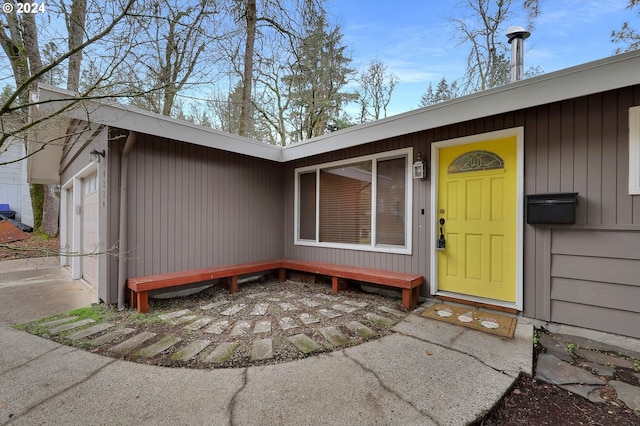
127,258,423,313
280,259,423,311
127,260,285,313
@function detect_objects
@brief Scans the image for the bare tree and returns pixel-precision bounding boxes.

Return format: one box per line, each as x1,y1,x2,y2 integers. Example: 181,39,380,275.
125,0,222,117
0,0,141,162
449,0,538,93
356,59,398,123
229,0,326,137
612,0,640,52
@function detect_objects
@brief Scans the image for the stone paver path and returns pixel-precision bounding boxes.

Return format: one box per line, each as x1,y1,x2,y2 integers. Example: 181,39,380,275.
251,339,273,361
158,309,192,321
279,317,298,331
172,340,211,361
204,342,239,363
221,304,246,316
250,304,269,316
205,319,232,334
49,318,95,333
184,317,214,331
230,320,252,336
67,323,114,341
319,326,350,346
253,320,271,334
347,321,377,339
88,328,135,346
137,335,181,358
168,315,197,325
48,288,407,370
110,331,156,354
318,309,341,319
288,334,322,354
40,316,79,327
298,313,320,325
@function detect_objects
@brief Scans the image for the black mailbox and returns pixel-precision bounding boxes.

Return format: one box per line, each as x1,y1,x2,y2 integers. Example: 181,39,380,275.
525,192,578,224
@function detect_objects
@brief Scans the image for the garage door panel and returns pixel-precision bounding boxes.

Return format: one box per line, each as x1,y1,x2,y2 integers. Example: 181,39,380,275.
82,175,98,288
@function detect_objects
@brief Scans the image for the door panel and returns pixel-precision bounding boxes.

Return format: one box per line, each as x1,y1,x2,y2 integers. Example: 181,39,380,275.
437,137,517,303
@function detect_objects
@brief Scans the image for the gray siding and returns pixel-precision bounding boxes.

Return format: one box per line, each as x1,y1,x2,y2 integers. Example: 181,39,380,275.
110,133,284,296
283,84,640,338
548,228,640,338
59,121,106,183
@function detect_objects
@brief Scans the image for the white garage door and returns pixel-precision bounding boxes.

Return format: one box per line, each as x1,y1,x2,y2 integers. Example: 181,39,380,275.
82,174,98,288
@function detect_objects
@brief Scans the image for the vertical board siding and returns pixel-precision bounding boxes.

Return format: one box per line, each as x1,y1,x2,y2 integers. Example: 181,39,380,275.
283,85,640,314
122,134,284,280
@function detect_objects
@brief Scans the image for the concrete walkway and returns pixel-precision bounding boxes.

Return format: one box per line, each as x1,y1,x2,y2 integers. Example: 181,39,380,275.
0,259,533,426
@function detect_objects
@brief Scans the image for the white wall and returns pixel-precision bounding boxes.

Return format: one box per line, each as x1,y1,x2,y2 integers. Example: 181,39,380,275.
0,140,34,227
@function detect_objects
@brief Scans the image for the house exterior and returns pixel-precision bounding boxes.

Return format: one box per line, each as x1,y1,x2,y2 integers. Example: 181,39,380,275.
29,49,640,339
0,139,34,227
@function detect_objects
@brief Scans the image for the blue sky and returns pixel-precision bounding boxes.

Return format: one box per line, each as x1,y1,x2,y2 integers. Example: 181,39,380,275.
326,0,637,116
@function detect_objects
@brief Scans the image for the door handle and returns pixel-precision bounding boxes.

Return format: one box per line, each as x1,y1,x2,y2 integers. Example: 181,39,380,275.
437,218,446,250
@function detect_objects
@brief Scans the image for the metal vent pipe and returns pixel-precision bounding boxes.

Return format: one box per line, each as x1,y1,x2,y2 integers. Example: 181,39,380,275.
506,26,530,82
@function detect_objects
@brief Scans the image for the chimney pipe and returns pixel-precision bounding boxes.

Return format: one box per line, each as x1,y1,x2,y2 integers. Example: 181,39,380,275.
506,26,530,82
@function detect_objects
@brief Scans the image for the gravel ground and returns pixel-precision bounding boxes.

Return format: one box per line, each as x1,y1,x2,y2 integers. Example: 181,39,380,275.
23,275,410,369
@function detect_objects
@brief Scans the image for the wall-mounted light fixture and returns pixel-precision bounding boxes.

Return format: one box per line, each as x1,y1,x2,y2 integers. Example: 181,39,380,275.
90,149,105,163
412,152,427,179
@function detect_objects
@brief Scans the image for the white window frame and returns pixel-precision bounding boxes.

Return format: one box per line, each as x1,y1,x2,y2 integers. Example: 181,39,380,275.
630,106,640,195
294,147,413,255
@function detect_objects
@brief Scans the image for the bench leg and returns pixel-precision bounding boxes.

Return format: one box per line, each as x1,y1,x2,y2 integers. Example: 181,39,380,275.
230,276,239,292
136,291,149,313
402,288,413,309
332,276,339,294
412,287,420,307
278,268,286,282
130,289,137,309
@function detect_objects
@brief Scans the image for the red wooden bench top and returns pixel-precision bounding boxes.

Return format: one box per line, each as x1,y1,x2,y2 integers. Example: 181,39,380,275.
127,258,423,313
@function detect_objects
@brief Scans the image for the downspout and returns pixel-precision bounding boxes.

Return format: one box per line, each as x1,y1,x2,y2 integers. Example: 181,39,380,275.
117,131,137,310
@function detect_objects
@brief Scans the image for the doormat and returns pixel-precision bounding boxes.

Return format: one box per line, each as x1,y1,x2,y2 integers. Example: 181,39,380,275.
421,303,517,338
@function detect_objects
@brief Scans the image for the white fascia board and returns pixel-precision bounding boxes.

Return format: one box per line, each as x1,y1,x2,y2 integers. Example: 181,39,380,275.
36,50,640,165
282,50,640,162
35,85,282,162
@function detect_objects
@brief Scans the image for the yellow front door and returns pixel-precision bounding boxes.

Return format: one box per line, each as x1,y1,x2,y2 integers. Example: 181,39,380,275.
437,136,517,303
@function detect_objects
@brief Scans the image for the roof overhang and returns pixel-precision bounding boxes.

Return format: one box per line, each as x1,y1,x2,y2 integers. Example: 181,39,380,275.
29,49,640,183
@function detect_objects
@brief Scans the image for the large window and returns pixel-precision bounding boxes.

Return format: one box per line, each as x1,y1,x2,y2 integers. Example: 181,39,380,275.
295,148,412,254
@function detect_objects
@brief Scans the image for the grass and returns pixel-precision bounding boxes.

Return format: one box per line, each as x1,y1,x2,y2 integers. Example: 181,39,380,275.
13,305,116,337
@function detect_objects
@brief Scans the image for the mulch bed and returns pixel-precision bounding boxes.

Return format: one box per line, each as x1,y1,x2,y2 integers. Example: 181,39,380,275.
478,341,640,425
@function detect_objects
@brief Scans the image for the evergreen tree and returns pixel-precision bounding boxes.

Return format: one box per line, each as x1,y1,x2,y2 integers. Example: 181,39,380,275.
284,16,356,141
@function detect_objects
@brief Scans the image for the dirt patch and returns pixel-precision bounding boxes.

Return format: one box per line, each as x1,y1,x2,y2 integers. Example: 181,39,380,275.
479,335,640,425
0,234,60,260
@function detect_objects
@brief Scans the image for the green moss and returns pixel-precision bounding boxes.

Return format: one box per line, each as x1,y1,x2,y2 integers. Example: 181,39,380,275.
129,312,164,325
13,305,114,337
30,183,44,231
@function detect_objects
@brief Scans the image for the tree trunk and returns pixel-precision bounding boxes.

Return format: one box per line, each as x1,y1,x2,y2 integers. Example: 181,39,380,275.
41,185,60,237
67,0,87,91
239,0,256,137
30,184,44,231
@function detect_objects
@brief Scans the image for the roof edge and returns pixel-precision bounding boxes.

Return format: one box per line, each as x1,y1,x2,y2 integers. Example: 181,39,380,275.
281,49,640,161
